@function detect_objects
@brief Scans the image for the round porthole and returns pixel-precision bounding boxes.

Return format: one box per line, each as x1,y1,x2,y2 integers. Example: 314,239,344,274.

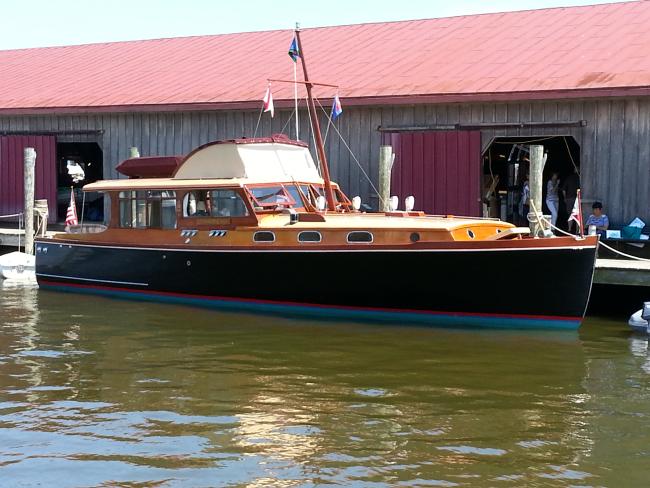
467,229,475,239
186,260,191,266
410,232,420,243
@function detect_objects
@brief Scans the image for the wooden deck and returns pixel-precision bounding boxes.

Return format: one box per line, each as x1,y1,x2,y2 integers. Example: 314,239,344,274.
595,259,650,287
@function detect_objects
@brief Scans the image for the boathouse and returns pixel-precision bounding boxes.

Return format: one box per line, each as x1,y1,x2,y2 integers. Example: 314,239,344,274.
0,1,649,227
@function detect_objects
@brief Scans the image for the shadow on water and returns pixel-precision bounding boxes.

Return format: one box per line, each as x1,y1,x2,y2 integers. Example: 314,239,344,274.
1,284,649,486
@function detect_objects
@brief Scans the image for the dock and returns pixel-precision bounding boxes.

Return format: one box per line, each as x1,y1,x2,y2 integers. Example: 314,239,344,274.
0,228,55,249
595,259,650,286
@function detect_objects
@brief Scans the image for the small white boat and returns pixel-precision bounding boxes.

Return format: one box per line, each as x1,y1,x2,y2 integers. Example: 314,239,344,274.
628,302,650,333
0,251,36,282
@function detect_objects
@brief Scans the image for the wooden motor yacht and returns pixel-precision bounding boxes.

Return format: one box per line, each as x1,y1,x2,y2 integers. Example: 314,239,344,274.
34,30,598,329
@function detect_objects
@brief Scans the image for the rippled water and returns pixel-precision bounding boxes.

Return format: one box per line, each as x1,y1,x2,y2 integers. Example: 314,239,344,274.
1,282,650,487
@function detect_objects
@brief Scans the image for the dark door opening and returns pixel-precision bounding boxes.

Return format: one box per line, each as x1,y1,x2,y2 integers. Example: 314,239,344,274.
56,142,104,223
482,136,580,231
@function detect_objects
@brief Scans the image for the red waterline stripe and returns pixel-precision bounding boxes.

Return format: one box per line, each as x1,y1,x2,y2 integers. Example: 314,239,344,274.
38,279,581,323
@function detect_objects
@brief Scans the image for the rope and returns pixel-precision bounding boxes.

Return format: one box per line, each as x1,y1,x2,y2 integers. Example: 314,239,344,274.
0,213,24,219
597,240,650,262
314,98,386,208
563,136,580,177
252,105,264,138
530,201,650,262
304,95,321,176
280,107,297,135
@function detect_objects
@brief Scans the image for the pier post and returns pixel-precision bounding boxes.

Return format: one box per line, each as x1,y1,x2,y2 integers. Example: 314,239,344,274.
379,146,394,212
23,147,36,255
529,145,546,236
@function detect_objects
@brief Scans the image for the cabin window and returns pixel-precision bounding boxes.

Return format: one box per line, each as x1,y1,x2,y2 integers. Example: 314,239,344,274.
285,185,313,208
209,190,249,217
347,231,373,243
118,190,176,229
248,186,296,208
183,189,248,217
298,231,322,243
253,231,275,243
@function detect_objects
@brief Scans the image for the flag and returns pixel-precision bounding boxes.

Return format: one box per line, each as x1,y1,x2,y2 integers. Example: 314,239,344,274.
66,189,78,226
568,188,583,235
331,94,343,120
288,36,300,62
263,84,274,118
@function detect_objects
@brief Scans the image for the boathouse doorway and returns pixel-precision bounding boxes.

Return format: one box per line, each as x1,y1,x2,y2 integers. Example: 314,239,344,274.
482,136,581,230
382,131,482,216
56,142,104,223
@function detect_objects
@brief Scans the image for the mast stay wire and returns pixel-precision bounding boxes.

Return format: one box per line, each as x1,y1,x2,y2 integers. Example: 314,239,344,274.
304,95,322,177
314,97,385,208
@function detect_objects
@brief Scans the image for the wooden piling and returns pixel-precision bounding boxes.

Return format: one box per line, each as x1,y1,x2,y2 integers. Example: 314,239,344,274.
378,146,394,212
23,147,36,255
529,145,546,236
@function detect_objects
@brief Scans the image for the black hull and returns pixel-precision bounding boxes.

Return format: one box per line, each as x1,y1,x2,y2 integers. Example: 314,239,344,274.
35,241,596,329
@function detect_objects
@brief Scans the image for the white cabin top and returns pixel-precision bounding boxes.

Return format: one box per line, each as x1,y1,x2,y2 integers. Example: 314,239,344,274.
174,137,320,182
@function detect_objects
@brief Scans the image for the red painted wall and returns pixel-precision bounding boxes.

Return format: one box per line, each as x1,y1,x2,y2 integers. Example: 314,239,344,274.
384,131,481,217
0,135,57,223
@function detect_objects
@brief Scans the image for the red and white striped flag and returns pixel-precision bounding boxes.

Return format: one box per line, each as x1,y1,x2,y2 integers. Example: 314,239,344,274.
65,189,78,226
568,188,583,236
263,84,274,118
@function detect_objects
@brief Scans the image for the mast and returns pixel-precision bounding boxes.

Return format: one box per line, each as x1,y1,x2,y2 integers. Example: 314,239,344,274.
294,28,337,212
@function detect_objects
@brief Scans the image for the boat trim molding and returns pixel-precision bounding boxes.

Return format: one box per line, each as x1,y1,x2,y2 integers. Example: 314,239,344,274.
36,240,597,254
36,273,149,287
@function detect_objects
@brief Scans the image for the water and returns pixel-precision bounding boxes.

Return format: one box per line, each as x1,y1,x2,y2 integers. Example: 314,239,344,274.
1,283,650,487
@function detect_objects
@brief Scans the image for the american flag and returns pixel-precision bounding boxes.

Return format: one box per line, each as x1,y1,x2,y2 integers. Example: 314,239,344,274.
66,189,78,226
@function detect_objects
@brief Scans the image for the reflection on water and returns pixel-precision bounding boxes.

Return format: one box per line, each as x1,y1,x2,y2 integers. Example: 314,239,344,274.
1,284,650,486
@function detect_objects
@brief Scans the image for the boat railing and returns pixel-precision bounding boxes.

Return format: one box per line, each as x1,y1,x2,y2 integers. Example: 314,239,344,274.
66,223,108,234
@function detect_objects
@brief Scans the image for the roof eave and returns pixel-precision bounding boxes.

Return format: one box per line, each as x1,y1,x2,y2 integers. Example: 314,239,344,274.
1,86,649,116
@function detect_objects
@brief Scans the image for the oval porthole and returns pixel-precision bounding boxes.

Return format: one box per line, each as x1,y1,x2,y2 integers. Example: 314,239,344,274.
298,231,322,243
410,232,420,243
347,231,373,243
253,231,275,243
467,229,475,239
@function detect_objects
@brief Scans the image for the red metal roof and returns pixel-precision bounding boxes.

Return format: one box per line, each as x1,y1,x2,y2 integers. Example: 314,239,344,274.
1,1,649,114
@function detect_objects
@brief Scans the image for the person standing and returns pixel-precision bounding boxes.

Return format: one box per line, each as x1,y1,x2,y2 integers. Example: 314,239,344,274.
519,175,530,226
562,170,580,233
546,172,561,227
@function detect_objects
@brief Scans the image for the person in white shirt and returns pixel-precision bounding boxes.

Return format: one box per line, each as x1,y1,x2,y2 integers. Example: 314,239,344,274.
546,172,560,226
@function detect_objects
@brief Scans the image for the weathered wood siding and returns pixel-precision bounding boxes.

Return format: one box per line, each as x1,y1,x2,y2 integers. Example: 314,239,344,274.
1,97,649,225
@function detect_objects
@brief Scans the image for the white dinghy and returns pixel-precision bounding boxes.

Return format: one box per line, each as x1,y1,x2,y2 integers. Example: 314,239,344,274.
0,251,36,282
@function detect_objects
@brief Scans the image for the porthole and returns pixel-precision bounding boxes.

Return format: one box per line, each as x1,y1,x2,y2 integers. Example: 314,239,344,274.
467,229,475,239
410,232,420,243
253,231,276,243
298,231,322,243
347,231,373,243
